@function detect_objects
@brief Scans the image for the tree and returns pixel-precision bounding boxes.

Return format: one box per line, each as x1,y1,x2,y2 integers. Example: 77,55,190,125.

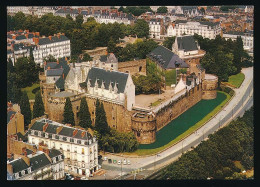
78,97,92,129
13,11,26,30
82,53,93,62
157,6,168,14
7,58,14,73
43,55,57,62
63,97,75,126
233,36,244,74
107,38,117,53
20,92,31,128
163,37,176,50
76,14,84,28
133,19,149,38
94,99,109,136
33,91,45,119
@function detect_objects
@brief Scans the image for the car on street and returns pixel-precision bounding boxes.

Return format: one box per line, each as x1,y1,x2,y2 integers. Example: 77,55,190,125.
127,160,131,165
123,159,127,165
103,156,107,161
108,159,112,163
118,160,121,165
81,177,89,180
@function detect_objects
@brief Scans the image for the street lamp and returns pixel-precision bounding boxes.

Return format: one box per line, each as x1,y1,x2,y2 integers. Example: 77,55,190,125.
182,139,186,154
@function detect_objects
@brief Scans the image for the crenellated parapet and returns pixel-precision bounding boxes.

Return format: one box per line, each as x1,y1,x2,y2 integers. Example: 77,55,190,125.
131,112,157,144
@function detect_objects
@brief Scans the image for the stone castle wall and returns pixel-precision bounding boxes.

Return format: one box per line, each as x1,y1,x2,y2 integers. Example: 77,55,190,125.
118,59,146,76
156,83,203,131
131,113,156,144
202,75,218,100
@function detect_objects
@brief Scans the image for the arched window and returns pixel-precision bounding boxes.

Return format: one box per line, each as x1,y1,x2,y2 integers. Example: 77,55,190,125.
139,66,142,72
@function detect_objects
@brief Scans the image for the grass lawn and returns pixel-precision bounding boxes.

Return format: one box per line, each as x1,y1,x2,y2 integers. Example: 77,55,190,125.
165,69,176,86
124,91,230,156
21,83,40,100
225,73,245,88
151,99,165,107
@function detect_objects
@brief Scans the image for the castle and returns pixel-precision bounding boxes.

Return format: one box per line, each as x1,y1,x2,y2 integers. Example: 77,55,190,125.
40,36,218,144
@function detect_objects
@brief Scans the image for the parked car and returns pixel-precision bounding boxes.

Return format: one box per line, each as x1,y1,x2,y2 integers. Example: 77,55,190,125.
103,157,107,161
117,160,121,165
98,155,102,160
123,159,127,165
74,176,81,180
81,177,89,180
108,159,112,163
127,160,131,165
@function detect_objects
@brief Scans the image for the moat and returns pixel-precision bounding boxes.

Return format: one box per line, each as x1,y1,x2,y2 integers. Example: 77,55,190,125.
138,92,227,149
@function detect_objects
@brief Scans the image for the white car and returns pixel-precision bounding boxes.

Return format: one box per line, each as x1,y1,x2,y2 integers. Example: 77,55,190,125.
103,157,107,161
117,160,121,165
81,177,89,180
123,159,127,165
127,160,131,165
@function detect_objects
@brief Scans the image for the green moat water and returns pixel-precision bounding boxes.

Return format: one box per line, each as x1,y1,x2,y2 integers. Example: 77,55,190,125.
138,92,227,149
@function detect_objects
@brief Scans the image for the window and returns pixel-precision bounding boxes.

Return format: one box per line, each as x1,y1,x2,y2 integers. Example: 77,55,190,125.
82,148,84,154
52,142,55,148
32,138,35,144
74,147,77,153
45,133,48,138
60,144,63,150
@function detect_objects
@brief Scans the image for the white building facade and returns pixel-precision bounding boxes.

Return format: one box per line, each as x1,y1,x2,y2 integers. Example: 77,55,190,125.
33,34,71,65
175,21,221,39
28,118,99,177
149,19,162,39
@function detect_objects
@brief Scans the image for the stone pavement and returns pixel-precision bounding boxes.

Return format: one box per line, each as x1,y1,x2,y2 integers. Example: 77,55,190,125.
100,67,253,177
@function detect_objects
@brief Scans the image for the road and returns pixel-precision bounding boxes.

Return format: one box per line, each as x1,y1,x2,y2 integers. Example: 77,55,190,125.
100,67,253,179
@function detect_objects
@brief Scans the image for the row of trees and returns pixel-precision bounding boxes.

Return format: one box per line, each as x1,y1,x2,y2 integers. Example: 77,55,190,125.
162,107,254,180
7,12,150,57
119,6,153,16
194,34,252,82
108,38,158,62
62,97,139,153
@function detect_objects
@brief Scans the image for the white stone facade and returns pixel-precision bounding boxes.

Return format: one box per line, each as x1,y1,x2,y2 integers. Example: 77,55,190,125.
28,119,98,177
149,20,162,39
33,39,71,66
175,21,221,39
222,33,253,51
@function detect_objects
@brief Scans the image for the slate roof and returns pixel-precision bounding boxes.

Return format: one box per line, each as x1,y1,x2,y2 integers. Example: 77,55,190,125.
48,149,62,158
16,35,27,40
7,111,16,124
175,20,188,24
17,132,28,142
7,49,13,54
100,53,118,63
8,158,29,173
84,67,129,93
13,43,32,51
30,153,51,171
176,35,198,52
147,45,189,70
199,21,220,27
38,35,69,45
29,118,93,141
225,31,245,35
55,8,79,15
46,69,63,76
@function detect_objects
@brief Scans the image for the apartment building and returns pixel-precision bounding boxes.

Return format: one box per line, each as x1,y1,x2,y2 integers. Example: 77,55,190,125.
27,118,99,177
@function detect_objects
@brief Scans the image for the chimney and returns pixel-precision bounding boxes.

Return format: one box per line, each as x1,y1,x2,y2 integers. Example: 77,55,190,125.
25,30,29,33
47,66,50,70
56,126,63,134
19,29,23,32
81,131,86,138
22,147,27,155
57,59,59,64
35,38,39,45
57,34,60,39
25,34,29,39
43,123,49,132
35,32,40,36
65,57,68,61
48,36,52,41
72,129,78,137
62,73,64,79
12,35,16,40
78,8,81,14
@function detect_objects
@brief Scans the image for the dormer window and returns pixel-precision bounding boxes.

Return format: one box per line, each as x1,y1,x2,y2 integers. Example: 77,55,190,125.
67,137,70,142
58,155,62,160
31,130,34,135
38,131,41,136
59,136,63,141
52,134,55,139
53,158,56,163
21,170,25,175
15,173,19,179
28,168,31,173
74,139,77,144
45,133,48,138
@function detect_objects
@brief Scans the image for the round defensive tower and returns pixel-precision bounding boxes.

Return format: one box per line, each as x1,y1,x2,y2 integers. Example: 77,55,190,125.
202,74,218,100
131,112,156,144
